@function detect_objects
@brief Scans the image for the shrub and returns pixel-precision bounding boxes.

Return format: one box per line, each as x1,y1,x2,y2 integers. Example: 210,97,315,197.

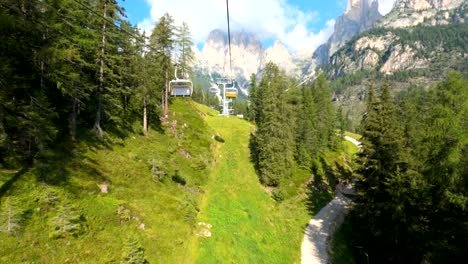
122,236,148,264
171,170,186,185
48,203,86,239
272,189,285,202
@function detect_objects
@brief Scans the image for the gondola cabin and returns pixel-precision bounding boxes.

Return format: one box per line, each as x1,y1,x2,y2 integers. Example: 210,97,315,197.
225,86,237,99
169,79,193,97
210,86,220,95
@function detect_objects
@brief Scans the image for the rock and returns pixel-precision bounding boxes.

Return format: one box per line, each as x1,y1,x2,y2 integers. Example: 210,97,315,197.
98,184,108,193
378,0,465,28
380,44,427,74
197,222,213,237
214,135,225,143
328,0,382,56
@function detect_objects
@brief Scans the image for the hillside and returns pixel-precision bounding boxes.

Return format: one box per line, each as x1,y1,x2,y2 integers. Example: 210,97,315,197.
192,108,310,263
325,21,467,130
1,99,350,263
0,99,215,263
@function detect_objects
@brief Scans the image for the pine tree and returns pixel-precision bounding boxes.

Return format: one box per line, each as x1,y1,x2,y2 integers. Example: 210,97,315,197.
336,105,347,140
122,236,148,264
0,0,58,160
92,0,126,138
311,74,335,150
176,22,195,78
255,62,294,186
247,73,258,122
295,85,318,168
0,197,23,236
420,72,467,261
150,13,175,119
47,0,97,141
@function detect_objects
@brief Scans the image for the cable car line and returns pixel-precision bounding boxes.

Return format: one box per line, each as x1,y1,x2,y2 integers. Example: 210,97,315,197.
226,0,233,82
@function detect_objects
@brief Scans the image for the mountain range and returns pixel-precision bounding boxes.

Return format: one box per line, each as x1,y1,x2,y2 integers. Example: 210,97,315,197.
194,0,467,98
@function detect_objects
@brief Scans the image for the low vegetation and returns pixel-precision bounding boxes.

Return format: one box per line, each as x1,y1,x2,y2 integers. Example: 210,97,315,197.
0,99,214,263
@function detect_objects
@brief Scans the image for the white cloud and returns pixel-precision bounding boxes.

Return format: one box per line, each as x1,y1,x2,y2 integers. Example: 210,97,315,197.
139,0,396,54
378,0,397,15
283,19,335,56
141,0,331,54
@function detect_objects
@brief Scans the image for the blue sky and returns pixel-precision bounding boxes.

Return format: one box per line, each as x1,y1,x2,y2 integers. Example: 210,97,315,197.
118,0,396,54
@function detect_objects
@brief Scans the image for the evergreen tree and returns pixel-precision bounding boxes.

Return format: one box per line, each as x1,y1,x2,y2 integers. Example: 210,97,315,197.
0,0,58,160
419,72,467,261
48,0,97,141
92,0,126,138
150,13,175,119
354,75,467,261
336,105,347,139
175,22,195,78
0,197,23,236
122,236,148,264
254,62,294,186
311,74,335,150
295,85,318,168
247,73,258,122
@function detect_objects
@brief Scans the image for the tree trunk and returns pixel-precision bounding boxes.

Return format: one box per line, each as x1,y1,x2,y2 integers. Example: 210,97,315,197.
93,0,107,139
164,68,169,118
70,96,77,141
143,95,148,136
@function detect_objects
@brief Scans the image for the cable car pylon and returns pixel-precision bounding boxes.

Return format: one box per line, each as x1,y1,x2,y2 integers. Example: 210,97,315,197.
217,0,238,116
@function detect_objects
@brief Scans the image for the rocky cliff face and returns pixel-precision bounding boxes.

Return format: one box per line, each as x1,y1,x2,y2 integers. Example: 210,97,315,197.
326,1,467,130
312,0,382,67
263,41,305,77
196,30,306,91
378,0,466,28
198,29,264,84
330,31,431,76
328,0,466,77
330,0,382,55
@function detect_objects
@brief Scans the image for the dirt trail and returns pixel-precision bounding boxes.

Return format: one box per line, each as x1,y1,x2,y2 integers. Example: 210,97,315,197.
300,137,360,263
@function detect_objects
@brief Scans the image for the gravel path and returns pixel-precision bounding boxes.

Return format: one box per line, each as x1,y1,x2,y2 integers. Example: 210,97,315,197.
300,137,360,264
300,191,353,264
344,136,361,150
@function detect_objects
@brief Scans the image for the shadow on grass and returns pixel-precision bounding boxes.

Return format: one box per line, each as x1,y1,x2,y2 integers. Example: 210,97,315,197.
330,216,358,264
34,142,108,193
0,166,30,204
248,132,259,174
305,180,334,216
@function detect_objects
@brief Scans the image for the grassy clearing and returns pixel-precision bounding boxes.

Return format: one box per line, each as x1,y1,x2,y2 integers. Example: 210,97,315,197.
1,99,357,263
0,99,214,263
192,110,310,264
344,131,362,140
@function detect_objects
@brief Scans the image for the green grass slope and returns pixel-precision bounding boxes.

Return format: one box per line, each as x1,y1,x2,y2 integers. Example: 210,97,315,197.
1,99,355,263
192,110,310,264
0,99,214,263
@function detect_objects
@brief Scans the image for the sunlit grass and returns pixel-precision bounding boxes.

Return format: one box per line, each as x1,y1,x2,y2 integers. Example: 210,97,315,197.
1,99,355,263
193,113,310,263
0,99,214,263
344,131,362,140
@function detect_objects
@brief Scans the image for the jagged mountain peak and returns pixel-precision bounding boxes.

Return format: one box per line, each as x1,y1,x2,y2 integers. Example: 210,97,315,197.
230,30,263,49
378,0,465,28
393,0,464,11
264,40,298,74
204,29,263,49
311,0,381,65
198,29,265,89
345,0,379,20
205,29,227,44
268,40,287,51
